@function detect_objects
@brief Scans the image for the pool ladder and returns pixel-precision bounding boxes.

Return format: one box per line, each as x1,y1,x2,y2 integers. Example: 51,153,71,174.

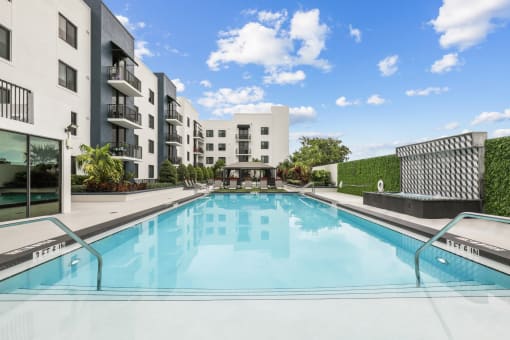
0,217,103,291
415,212,510,287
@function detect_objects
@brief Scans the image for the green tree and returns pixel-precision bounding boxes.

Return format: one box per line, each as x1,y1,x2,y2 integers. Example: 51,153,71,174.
77,144,124,184
196,167,204,181
159,160,177,184
177,164,188,182
292,137,350,167
213,159,225,177
277,158,293,180
187,164,196,180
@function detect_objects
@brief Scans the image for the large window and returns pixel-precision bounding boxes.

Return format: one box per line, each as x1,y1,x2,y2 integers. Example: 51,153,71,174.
261,127,269,135
148,165,154,178
58,14,77,48
58,61,77,92
206,157,214,165
261,141,269,149
0,130,61,222
148,140,154,153
0,25,11,61
206,143,214,151
218,130,226,137
149,115,154,129
206,130,214,137
218,143,226,151
261,155,269,163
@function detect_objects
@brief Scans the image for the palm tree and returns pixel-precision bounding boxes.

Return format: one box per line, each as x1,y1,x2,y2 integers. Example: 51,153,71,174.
77,144,124,184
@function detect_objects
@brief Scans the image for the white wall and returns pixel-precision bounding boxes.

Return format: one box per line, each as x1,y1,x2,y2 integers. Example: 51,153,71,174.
0,0,91,213
134,58,158,178
178,97,202,166
312,163,338,186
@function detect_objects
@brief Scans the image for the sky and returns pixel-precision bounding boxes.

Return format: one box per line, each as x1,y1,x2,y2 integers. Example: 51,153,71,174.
104,0,510,160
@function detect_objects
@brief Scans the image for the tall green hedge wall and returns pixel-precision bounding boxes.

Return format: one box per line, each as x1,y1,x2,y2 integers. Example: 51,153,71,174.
337,155,400,196
484,136,510,216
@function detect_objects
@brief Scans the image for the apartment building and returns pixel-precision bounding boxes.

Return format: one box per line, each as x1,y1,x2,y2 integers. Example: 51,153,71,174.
134,58,158,179
178,97,204,167
201,106,289,167
0,0,91,221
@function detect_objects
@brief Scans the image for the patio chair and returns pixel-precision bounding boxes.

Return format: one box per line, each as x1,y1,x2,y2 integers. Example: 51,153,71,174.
229,179,237,190
192,179,206,189
243,180,253,190
183,179,194,190
275,179,284,189
213,180,223,190
260,179,268,190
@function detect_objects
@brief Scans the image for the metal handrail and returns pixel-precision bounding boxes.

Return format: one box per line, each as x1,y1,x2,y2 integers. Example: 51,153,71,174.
0,217,103,290
414,212,510,287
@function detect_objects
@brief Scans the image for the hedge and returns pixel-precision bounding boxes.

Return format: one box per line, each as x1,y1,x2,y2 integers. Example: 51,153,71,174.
484,136,510,216
337,155,400,196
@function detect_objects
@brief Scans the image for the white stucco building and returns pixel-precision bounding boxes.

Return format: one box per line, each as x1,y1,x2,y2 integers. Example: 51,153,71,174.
200,106,290,167
178,97,204,167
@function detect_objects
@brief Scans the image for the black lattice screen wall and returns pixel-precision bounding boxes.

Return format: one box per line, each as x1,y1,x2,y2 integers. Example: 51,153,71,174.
396,132,487,200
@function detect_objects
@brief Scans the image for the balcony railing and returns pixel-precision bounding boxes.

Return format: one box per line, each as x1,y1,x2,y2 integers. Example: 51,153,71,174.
165,109,183,124
107,66,141,92
236,133,251,140
194,147,204,154
166,134,183,144
169,156,182,165
236,149,251,155
107,104,142,126
0,78,33,124
194,131,204,139
109,142,142,159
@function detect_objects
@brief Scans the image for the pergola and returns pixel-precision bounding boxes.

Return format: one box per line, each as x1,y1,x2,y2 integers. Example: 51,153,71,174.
222,162,277,184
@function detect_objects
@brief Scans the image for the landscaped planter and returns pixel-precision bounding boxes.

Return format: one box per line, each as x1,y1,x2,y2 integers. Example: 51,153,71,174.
72,185,183,202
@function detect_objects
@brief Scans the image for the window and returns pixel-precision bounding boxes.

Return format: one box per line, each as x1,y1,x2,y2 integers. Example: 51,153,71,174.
149,115,154,129
134,135,139,146
206,157,214,165
148,89,154,104
218,143,226,151
261,155,269,163
187,152,190,161
206,130,214,137
71,156,77,175
187,117,190,127
187,134,190,144
261,127,269,135
58,14,77,48
70,112,77,136
261,141,269,149
219,157,226,163
0,25,11,61
239,155,249,162
134,164,139,178
148,165,154,178
206,143,214,151
58,61,77,92
148,140,154,153
218,130,226,137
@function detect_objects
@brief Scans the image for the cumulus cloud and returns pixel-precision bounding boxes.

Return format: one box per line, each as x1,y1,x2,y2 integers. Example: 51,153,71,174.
494,128,510,137
116,15,146,33
289,106,317,124
335,96,359,107
172,79,185,92
134,41,154,59
378,55,399,76
200,80,212,88
430,53,459,73
430,0,510,50
471,108,510,125
207,8,330,85
406,86,449,96
442,121,460,130
263,69,306,85
349,25,362,43
367,94,386,105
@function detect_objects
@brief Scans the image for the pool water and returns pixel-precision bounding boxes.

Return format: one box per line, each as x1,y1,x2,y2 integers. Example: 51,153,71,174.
1,193,509,292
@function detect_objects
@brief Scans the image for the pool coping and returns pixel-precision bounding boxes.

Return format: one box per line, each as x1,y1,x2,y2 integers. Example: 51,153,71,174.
0,193,205,272
304,192,510,267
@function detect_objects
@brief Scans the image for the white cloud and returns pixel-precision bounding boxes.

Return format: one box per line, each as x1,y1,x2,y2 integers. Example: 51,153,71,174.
367,94,386,105
406,86,449,96
430,53,459,73
335,96,359,107
430,0,510,50
198,86,265,111
115,15,146,33
494,128,510,137
172,79,185,92
442,121,460,130
349,25,362,43
263,69,306,85
134,41,153,59
378,55,399,76
200,80,212,88
207,8,330,84
289,106,317,124
471,108,510,125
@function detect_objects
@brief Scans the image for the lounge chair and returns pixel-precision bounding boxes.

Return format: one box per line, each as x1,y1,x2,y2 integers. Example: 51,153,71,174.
229,179,237,190
275,179,284,189
213,180,223,190
260,179,268,190
183,179,194,190
243,180,253,190
191,179,206,189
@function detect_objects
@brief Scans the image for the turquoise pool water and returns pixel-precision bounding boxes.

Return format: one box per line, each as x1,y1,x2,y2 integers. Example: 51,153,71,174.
1,193,509,292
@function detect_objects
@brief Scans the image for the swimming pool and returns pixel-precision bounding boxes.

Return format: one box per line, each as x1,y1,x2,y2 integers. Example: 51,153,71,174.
1,193,509,295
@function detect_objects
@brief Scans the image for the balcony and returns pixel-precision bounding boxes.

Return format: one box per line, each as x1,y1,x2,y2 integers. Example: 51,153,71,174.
236,133,251,140
107,104,142,129
236,149,251,155
107,66,142,97
0,78,33,124
169,156,182,165
193,147,204,154
109,142,142,161
165,109,183,126
193,130,204,139
165,134,183,145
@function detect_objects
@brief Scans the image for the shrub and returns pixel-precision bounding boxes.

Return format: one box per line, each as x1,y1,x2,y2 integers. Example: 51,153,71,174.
484,136,510,216
337,155,400,196
196,167,204,181
71,174,88,185
159,160,177,184
187,164,196,180
146,182,178,190
177,164,188,182
312,170,330,186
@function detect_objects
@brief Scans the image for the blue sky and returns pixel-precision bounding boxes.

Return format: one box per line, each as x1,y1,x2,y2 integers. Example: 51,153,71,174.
105,0,510,159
